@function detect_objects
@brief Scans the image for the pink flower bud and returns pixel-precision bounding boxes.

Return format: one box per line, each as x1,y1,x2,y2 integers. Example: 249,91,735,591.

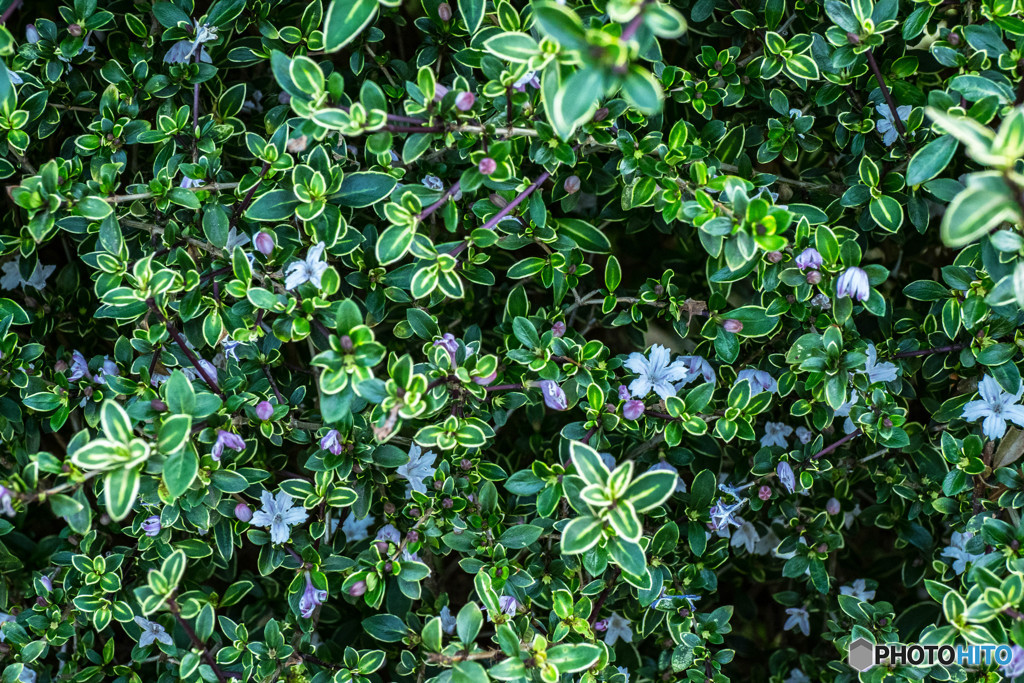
758,485,772,501
623,400,645,421
564,175,581,194
234,503,252,522
255,401,274,421
472,370,497,386
478,157,497,175
552,321,566,338
349,580,367,596
617,385,630,401
826,497,841,515
455,91,475,111
438,2,452,21
723,319,743,333
254,231,275,256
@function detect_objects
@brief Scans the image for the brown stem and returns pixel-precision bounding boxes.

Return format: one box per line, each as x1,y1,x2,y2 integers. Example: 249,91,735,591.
588,567,621,626
813,428,862,460
485,383,522,392
263,366,286,404
0,0,22,25
147,299,225,399
231,161,272,225
167,598,228,683
865,49,906,140
893,343,965,358
417,180,461,222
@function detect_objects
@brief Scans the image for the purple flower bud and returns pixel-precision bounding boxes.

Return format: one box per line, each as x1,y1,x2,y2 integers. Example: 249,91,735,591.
759,486,772,500
836,266,870,302
594,619,608,631
795,247,823,270
212,430,246,462
472,370,497,386
320,429,344,455
776,462,796,494
234,503,253,522
39,575,52,592
552,321,566,338
617,385,630,401
455,91,475,111
278,92,291,105
349,580,367,597
498,595,519,615
68,23,83,37
564,175,581,194
438,2,452,21
478,157,497,175
299,571,328,618
826,497,841,515
766,251,784,264
255,401,274,421
806,270,822,285
723,319,743,333
538,380,568,411
433,333,459,365
623,400,645,420
254,231,275,256
26,25,39,44
141,516,161,537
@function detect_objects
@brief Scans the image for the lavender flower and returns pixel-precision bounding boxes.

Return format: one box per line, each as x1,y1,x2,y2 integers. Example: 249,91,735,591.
551,321,566,338
761,422,794,448
795,247,823,270
776,462,796,493
0,486,15,517
623,400,645,420
251,490,308,544
141,515,161,537
737,368,777,395
434,333,458,364
179,176,204,189
512,70,540,91
255,401,274,421
826,497,841,515
134,616,174,647
68,350,90,382
836,266,870,302
961,375,1024,440
212,430,245,461
498,595,519,616
795,426,813,444
676,355,717,387
1002,645,1024,679
709,499,745,531
254,231,275,255
455,91,475,111
299,572,328,618
875,103,911,146
624,344,689,400
602,611,633,645
617,385,630,401
234,503,252,522
341,513,375,541
783,606,810,636
440,605,457,634
163,20,217,64
396,444,437,496
422,175,444,191
862,343,898,384
538,380,568,411
284,242,329,290
320,429,344,455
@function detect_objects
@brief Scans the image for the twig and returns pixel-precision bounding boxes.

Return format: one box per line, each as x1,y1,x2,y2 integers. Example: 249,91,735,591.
0,0,22,25
417,181,461,222
167,598,229,683
106,181,239,204
812,428,862,460
147,299,226,399
893,343,966,358
865,48,906,141
231,161,272,225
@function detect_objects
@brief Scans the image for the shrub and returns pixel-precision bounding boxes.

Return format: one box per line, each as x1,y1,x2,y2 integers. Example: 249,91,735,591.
1,0,1024,681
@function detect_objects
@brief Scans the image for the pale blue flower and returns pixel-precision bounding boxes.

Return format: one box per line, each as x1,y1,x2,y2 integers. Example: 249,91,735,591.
602,611,632,645
761,421,793,448
251,490,308,544
961,375,1024,440
285,242,329,290
836,266,870,302
862,343,898,384
875,103,911,146
840,579,875,601
737,368,777,395
624,344,689,400
397,444,437,496
341,513,374,542
134,616,174,647
783,606,810,636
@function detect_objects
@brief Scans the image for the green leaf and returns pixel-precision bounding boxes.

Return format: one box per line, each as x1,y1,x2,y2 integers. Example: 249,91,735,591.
158,415,192,454
498,524,543,549
246,190,300,221
547,643,601,673
557,218,611,253
323,0,378,53
941,185,1020,247
202,204,230,249
163,448,198,499
868,194,903,232
532,1,588,50
570,441,610,487
456,603,483,644
334,172,397,207
620,65,662,114
906,135,958,186
101,400,133,443
625,470,678,512
104,467,141,521
458,0,485,34
483,32,540,62
560,515,603,554
362,614,410,642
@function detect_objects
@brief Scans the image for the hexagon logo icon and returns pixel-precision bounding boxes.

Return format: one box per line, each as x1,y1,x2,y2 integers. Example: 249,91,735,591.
848,638,875,672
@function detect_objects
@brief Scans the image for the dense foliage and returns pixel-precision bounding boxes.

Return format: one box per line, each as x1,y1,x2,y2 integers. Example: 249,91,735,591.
3,0,1024,681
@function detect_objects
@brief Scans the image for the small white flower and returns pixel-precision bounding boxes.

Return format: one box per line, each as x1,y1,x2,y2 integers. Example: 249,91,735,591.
753,528,780,556
834,397,858,435
784,668,811,683
134,616,174,647
783,606,810,636
961,375,1024,440
737,368,777,395
164,21,218,64
761,421,793,448
18,669,35,683
225,227,251,250
840,578,876,601
941,531,983,575
1,257,55,291
602,611,633,645
250,490,308,544
875,103,911,147
341,513,375,542
862,344,898,384
179,176,204,189
624,344,689,400
843,503,861,529
731,522,759,553
616,666,630,682
422,175,444,191
397,444,437,496
285,241,329,290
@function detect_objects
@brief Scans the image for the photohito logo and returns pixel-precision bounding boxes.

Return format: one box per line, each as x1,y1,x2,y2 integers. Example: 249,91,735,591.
847,638,1014,671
